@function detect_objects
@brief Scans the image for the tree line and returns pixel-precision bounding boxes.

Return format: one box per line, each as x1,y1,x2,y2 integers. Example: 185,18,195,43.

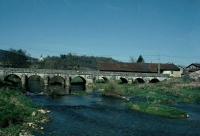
1,49,118,70
36,53,118,70
1,48,145,70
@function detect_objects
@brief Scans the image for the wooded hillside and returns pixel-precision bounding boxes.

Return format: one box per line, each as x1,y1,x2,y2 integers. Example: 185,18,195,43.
35,53,118,70
0,49,118,70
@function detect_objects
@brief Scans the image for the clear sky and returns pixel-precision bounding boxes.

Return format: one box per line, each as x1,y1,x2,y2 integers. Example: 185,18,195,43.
0,0,200,66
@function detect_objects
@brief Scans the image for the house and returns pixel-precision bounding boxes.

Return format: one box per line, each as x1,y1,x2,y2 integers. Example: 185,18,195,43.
38,55,44,62
98,62,181,77
186,63,200,72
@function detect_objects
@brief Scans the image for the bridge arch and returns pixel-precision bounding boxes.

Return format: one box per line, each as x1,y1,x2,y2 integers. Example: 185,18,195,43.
28,75,43,81
71,76,86,85
120,77,128,84
4,74,22,85
28,75,44,93
50,76,65,85
135,78,145,83
149,78,160,83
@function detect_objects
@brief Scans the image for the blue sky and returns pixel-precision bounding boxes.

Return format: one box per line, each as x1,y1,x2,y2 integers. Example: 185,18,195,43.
0,0,200,66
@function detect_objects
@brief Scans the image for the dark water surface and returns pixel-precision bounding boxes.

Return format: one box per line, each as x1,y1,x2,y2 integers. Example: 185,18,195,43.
28,92,200,136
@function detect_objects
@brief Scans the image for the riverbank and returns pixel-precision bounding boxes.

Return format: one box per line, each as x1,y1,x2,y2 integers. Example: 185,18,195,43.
0,80,49,136
29,91,200,136
97,77,200,118
99,77,200,103
1,75,199,135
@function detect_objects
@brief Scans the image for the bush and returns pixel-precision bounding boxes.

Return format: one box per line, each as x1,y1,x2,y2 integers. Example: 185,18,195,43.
102,81,126,97
104,81,118,94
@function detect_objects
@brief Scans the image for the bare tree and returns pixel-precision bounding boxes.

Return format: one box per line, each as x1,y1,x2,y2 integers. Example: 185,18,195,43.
129,56,135,63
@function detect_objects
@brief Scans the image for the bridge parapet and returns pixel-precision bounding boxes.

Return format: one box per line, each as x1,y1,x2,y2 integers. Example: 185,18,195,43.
0,68,169,86
94,71,169,78
0,68,169,77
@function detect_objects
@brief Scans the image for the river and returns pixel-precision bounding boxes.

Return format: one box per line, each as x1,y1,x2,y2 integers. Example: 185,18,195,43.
26,81,200,136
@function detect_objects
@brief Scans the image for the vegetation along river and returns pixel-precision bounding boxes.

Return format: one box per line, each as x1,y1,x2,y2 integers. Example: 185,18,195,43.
26,82,200,136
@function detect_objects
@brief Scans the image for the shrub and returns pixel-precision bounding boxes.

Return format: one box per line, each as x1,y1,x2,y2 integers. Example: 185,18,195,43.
103,81,125,96
104,81,118,94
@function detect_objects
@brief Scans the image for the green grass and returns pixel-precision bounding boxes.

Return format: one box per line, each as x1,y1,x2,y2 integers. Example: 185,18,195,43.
111,79,200,104
127,89,174,103
66,77,200,119
96,77,199,118
125,102,188,118
174,88,200,103
0,81,49,136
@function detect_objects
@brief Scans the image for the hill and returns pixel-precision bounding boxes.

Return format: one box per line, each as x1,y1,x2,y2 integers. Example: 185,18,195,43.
0,49,118,69
35,53,118,70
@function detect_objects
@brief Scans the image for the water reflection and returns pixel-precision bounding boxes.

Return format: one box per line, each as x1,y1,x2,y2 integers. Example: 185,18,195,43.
28,80,44,94
27,80,86,95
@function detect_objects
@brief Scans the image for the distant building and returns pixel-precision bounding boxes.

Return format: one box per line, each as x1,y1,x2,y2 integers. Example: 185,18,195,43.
98,62,181,77
38,55,44,62
186,63,200,72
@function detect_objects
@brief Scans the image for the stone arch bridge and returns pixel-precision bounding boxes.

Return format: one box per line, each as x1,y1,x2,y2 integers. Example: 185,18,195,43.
0,68,169,86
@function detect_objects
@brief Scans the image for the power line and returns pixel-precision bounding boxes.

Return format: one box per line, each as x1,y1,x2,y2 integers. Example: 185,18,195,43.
0,42,200,60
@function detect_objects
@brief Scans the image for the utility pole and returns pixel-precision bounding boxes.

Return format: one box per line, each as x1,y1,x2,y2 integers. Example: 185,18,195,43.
158,55,160,74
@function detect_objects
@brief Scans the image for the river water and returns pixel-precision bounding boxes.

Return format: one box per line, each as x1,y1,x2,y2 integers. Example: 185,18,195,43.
27,89,200,136
24,80,200,136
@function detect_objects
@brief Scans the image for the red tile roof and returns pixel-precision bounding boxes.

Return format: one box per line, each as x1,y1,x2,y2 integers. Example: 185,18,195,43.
98,62,180,73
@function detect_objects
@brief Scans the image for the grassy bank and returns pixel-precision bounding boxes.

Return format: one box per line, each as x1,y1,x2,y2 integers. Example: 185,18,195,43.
99,78,200,104
125,102,188,118
98,77,200,118
0,80,49,136
124,82,200,104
